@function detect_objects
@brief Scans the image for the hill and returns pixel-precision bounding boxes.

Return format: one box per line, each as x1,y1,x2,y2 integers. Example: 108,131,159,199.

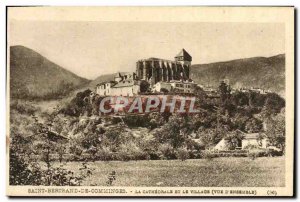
88,73,117,88
191,54,285,95
10,45,284,100
10,46,90,100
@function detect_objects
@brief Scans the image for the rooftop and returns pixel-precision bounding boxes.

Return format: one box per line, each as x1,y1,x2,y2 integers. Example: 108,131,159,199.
175,48,192,61
112,80,139,88
243,133,266,140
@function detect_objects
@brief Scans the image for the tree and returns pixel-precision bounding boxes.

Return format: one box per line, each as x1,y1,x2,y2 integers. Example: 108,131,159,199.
158,143,176,159
245,118,263,133
60,89,93,116
248,92,265,108
263,93,285,116
224,130,243,150
160,88,169,94
33,129,58,185
218,81,231,103
9,134,42,185
265,110,285,153
56,143,66,163
101,123,128,152
193,86,207,102
153,115,187,148
80,120,103,150
231,91,249,106
139,80,150,93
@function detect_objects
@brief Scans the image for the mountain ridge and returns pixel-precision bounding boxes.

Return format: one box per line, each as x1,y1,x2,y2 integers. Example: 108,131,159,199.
10,45,285,99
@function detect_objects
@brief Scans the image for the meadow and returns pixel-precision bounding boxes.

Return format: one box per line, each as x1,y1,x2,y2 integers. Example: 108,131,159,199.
53,157,285,187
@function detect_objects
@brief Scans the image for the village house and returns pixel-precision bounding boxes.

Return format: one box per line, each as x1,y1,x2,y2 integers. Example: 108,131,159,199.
214,131,269,151
214,138,229,151
152,80,196,93
249,87,272,94
96,72,140,96
238,87,272,94
241,133,269,149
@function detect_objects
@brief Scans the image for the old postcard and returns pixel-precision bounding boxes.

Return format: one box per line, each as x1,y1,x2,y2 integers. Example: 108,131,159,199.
6,7,294,197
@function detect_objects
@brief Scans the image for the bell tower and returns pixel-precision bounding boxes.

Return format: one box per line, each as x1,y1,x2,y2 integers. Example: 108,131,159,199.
174,48,192,66
175,49,192,79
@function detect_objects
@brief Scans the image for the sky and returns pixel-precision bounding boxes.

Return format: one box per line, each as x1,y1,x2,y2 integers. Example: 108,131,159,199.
9,21,285,79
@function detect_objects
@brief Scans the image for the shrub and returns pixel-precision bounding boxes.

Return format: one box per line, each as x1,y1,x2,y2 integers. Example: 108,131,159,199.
9,151,43,185
147,151,162,160
96,147,113,161
158,143,176,160
10,100,39,115
41,162,93,186
117,151,131,161
70,146,84,159
114,142,150,161
106,171,116,186
248,151,258,160
211,150,248,158
122,114,151,128
160,88,169,94
201,150,215,160
188,150,197,159
247,149,268,160
176,148,189,161
243,144,260,150
266,148,283,157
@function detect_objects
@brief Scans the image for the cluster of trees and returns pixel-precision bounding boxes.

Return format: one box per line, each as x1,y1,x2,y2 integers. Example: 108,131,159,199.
53,82,286,158
9,81,286,184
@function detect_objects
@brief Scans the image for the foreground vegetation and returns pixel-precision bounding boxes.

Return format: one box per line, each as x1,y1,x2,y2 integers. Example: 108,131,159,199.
9,81,285,185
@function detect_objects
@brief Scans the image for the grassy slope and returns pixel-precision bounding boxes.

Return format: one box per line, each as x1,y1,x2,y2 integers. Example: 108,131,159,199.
51,157,284,187
191,54,285,95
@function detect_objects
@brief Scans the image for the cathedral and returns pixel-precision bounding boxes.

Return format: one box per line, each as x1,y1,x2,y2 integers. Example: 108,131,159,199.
96,49,194,97
136,49,192,84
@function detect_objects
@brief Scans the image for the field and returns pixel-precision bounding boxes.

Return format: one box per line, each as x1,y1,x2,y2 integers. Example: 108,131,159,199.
52,157,285,187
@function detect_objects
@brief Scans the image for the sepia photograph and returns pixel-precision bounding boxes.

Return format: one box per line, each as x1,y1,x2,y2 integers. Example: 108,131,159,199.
6,6,294,197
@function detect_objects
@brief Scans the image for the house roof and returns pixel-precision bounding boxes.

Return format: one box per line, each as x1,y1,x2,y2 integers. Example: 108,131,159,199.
112,80,139,88
97,72,138,88
191,138,205,146
114,72,133,78
243,133,263,140
96,81,117,86
115,72,122,78
148,57,161,60
175,49,192,61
